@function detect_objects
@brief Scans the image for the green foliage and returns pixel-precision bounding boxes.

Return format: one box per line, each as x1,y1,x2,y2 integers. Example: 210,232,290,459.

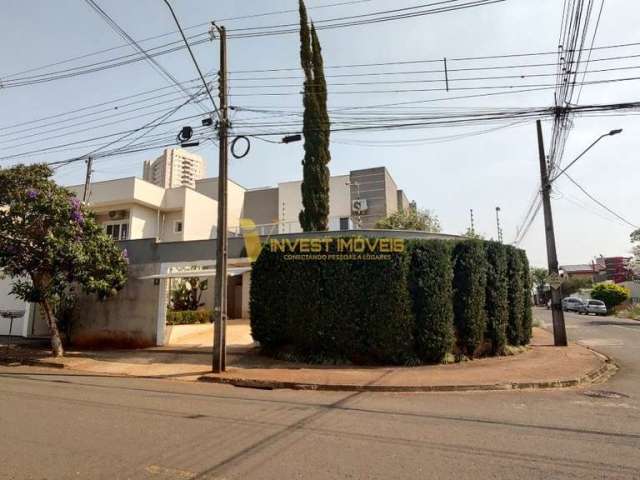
298,0,331,232
531,267,548,290
519,249,533,345
452,240,487,356
0,164,128,356
461,227,484,239
168,277,208,311
631,229,640,278
484,242,508,354
166,309,213,325
251,237,533,365
251,240,415,364
505,245,524,346
591,283,630,310
407,240,454,362
375,204,441,232
561,277,593,296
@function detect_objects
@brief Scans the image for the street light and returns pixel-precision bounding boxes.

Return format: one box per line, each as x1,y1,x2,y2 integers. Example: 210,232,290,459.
535,121,623,347
549,128,623,184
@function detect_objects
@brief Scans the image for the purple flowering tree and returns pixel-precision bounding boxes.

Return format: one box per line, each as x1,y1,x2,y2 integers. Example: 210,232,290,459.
0,164,128,356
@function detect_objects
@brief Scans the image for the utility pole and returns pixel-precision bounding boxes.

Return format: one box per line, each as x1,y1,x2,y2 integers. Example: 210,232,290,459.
536,119,567,347
82,156,94,203
212,25,229,373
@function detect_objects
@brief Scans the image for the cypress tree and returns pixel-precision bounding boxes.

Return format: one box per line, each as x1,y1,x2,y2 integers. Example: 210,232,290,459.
298,0,331,231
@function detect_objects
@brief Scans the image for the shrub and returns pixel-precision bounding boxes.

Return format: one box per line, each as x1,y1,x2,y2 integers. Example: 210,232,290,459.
484,242,508,354
250,236,531,365
519,249,533,344
506,245,524,345
591,283,631,311
407,240,454,362
250,239,415,364
166,309,213,325
452,240,487,357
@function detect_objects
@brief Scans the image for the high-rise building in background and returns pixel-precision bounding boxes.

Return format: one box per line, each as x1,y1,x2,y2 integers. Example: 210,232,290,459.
143,148,206,189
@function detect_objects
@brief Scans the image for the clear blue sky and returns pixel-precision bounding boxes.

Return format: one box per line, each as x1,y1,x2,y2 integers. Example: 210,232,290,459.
1,0,638,267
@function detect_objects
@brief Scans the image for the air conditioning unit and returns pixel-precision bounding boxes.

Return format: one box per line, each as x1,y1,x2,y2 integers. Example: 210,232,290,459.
352,199,368,213
108,210,127,220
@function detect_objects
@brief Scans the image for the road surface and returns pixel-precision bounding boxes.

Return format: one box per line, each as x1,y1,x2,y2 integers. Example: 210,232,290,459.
1,308,638,479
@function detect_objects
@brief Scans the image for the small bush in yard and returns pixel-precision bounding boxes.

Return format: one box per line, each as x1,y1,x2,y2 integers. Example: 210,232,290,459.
407,240,454,363
505,246,525,345
484,242,508,355
452,240,487,357
591,283,631,311
166,309,213,325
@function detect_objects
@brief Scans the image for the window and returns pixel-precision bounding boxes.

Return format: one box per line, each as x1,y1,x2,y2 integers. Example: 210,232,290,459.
339,217,350,231
105,223,129,240
174,221,183,233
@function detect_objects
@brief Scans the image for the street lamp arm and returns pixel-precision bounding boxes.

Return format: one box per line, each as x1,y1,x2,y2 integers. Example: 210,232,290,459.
549,128,622,184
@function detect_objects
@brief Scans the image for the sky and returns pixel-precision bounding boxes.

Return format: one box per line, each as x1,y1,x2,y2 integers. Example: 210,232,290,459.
1,0,638,268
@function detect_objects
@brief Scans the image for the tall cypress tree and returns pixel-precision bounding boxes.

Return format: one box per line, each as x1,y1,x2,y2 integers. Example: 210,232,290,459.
298,0,331,231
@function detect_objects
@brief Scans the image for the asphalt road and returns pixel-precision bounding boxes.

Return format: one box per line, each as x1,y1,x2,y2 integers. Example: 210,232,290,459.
1,309,639,480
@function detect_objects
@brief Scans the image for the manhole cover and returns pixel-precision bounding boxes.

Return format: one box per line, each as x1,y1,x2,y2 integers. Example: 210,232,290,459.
583,390,629,399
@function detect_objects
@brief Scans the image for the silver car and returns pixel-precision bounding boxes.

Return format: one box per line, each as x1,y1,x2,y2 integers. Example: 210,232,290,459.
578,299,608,316
562,297,584,312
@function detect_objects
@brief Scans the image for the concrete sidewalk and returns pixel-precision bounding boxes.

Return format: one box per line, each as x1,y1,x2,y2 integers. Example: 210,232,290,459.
1,327,616,391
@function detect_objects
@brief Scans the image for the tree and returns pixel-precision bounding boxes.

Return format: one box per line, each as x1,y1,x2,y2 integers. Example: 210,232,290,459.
462,227,483,239
375,203,441,232
531,267,548,291
298,0,331,232
561,277,592,297
591,283,630,311
0,164,128,357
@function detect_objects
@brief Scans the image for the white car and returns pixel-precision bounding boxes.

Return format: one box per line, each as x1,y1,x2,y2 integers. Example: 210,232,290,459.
577,300,608,316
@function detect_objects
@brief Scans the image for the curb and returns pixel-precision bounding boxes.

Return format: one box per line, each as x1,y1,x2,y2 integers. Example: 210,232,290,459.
0,358,66,369
197,355,618,393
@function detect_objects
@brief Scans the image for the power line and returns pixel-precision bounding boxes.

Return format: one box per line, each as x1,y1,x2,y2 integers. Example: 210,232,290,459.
563,172,638,228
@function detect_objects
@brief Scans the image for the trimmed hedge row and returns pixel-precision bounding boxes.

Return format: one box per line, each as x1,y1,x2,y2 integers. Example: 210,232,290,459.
250,238,532,365
166,309,213,325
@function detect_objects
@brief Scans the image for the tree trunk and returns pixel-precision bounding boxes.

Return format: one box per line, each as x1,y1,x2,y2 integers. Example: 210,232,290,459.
41,300,64,357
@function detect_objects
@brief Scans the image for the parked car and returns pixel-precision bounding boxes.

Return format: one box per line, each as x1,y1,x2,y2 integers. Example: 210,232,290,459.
577,299,608,316
562,297,585,312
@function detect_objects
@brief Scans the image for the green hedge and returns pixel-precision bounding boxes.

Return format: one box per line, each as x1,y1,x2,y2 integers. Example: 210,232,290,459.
484,241,509,354
166,309,213,325
407,240,454,363
452,240,487,357
250,237,531,365
519,249,533,345
506,245,525,345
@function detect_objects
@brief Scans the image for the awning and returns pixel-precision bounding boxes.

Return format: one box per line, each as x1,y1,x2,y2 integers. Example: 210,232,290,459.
138,267,251,280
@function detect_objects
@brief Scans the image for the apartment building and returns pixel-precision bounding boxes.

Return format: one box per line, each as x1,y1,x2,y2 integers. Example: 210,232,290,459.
143,148,206,189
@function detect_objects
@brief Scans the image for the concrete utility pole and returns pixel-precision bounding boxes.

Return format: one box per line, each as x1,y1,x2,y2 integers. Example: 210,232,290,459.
212,25,229,373
536,120,567,347
82,156,94,203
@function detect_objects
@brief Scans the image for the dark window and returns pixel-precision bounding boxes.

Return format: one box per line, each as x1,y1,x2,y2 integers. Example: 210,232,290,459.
339,217,350,231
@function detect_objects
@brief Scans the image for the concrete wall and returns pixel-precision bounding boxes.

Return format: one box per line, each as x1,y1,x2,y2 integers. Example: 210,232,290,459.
0,276,29,336
71,263,160,348
243,188,279,226
195,178,246,229
183,188,218,240
129,204,159,240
